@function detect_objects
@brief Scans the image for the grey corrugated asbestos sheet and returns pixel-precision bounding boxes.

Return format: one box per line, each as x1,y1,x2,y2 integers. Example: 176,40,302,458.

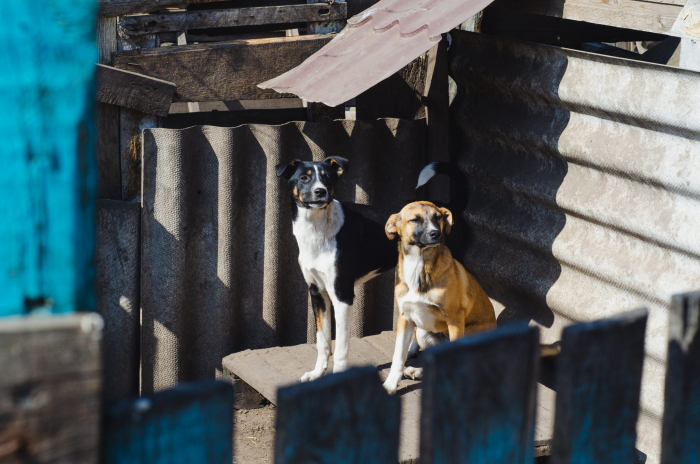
141,119,425,393
449,30,700,463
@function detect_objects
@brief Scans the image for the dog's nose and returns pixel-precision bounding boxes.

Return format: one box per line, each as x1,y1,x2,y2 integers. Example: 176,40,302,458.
429,230,441,240
314,188,327,196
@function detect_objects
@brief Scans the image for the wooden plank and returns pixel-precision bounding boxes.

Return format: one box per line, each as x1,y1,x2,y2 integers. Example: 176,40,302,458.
661,291,700,464
492,0,684,34
0,314,102,462
680,38,700,70
534,384,556,457
365,331,398,357
113,35,334,102
96,64,176,117
161,107,307,128
670,0,700,39
222,350,284,403
260,346,312,384
104,381,233,464
308,0,346,34
0,1,98,315
551,309,647,464
420,324,539,464
121,4,347,35
100,0,222,17
275,366,401,464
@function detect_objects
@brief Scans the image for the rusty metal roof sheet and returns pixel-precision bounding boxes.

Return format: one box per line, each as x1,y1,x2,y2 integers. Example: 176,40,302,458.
258,0,493,106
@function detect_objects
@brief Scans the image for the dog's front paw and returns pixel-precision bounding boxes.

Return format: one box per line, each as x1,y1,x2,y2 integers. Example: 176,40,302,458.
382,379,399,395
403,366,423,380
300,369,324,382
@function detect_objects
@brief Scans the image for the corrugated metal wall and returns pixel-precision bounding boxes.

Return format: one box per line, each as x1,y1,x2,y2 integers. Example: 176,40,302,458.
448,30,700,463
140,120,426,393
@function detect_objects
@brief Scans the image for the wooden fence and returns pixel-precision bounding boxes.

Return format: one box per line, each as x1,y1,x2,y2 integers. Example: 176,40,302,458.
2,291,698,463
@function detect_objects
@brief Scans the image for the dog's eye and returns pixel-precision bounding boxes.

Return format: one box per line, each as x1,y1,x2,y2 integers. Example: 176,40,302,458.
300,175,310,183
409,217,421,223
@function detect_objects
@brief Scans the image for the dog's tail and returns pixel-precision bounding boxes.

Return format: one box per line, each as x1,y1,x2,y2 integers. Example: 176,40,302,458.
416,162,469,212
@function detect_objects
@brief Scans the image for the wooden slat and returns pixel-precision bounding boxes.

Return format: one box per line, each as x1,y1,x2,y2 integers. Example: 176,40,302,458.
104,381,233,464
492,0,684,34
551,309,648,464
308,0,346,34
100,0,222,17
0,314,102,462
96,64,176,117
161,107,307,128
420,325,540,464
120,3,347,35
275,366,401,464
661,291,700,464
222,350,284,402
113,34,334,102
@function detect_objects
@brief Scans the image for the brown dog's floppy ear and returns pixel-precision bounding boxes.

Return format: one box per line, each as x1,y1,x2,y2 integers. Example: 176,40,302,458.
385,214,401,240
324,157,349,177
276,159,301,179
440,208,454,235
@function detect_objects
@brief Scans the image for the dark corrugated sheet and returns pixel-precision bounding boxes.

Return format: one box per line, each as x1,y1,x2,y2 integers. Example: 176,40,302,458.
448,31,700,464
140,119,426,393
259,0,493,106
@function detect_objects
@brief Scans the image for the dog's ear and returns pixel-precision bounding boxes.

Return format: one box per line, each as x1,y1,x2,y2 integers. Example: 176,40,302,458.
276,159,301,179
440,208,454,235
323,157,348,177
385,213,401,240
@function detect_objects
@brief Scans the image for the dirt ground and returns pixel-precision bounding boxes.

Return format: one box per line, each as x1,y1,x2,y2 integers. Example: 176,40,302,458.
233,405,277,464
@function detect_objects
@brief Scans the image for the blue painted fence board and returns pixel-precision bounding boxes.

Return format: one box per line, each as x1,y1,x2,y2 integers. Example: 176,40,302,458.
0,1,97,316
552,309,648,464
661,291,700,464
274,366,401,464
419,324,540,464
104,380,234,464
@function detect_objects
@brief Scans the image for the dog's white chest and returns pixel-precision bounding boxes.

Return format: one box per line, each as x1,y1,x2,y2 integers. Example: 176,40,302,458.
398,252,441,332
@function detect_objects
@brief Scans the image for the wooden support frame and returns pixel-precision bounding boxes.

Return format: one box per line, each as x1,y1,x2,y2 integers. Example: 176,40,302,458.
120,3,347,35
96,64,176,117
100,0,222,17
308,0,346,34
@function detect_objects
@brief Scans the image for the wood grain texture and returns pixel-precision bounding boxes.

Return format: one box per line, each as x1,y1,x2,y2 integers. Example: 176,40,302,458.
0,1,97,315
551,309,648,464
0,314,102,463
308,0,346,34
120,3,347,35
161,108,308,128
96,64,176,116
100,0,222,17
661,291,700,464
104,381,233,464
419,325,540,464
274,366,400,464
492,0,683,34
113,35,333,102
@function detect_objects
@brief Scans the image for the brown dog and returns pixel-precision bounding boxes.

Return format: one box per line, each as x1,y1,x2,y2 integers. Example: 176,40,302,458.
382,201,496,394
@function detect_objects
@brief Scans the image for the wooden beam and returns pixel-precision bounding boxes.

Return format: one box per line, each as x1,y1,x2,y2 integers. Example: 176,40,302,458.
96,64,176,117
100,0,222,17
492,0,684,35
0,314,102,462
120,4,347,36
113,34,334,102
308,0,346,34
420,325,540,464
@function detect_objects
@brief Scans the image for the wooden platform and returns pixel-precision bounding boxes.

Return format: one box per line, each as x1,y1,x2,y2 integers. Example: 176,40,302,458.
223,331,555,463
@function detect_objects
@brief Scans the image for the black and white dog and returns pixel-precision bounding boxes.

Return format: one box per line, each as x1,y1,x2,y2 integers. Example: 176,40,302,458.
276,157,464,381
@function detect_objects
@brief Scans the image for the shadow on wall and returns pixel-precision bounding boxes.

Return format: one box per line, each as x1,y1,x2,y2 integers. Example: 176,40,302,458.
140,120,426,392
448,31,570,330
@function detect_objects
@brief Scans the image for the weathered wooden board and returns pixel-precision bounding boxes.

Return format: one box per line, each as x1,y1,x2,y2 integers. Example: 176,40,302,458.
552,309,647,464
100,0,222,17
223,331,556,463
120,3,347,35
275,366,401,464
0,314,102,462
661,292,700,464
104,381,234,464
492,0,684,34
97,16,121,201
0,1,98,315
308,0,346,34
113,34,333,102
96,64,176,117
161,107,308,128
420,325,539,464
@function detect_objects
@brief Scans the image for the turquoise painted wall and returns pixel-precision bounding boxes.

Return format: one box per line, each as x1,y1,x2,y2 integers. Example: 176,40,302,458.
0,1,97,315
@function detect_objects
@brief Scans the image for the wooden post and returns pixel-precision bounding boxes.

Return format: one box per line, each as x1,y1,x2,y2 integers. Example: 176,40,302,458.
551,309,648,464
424,36,450,204
0,314,103,461
419,324,540,464
104,381,234,464
274,366,401,464
660,291,700,464
0,1,98,315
